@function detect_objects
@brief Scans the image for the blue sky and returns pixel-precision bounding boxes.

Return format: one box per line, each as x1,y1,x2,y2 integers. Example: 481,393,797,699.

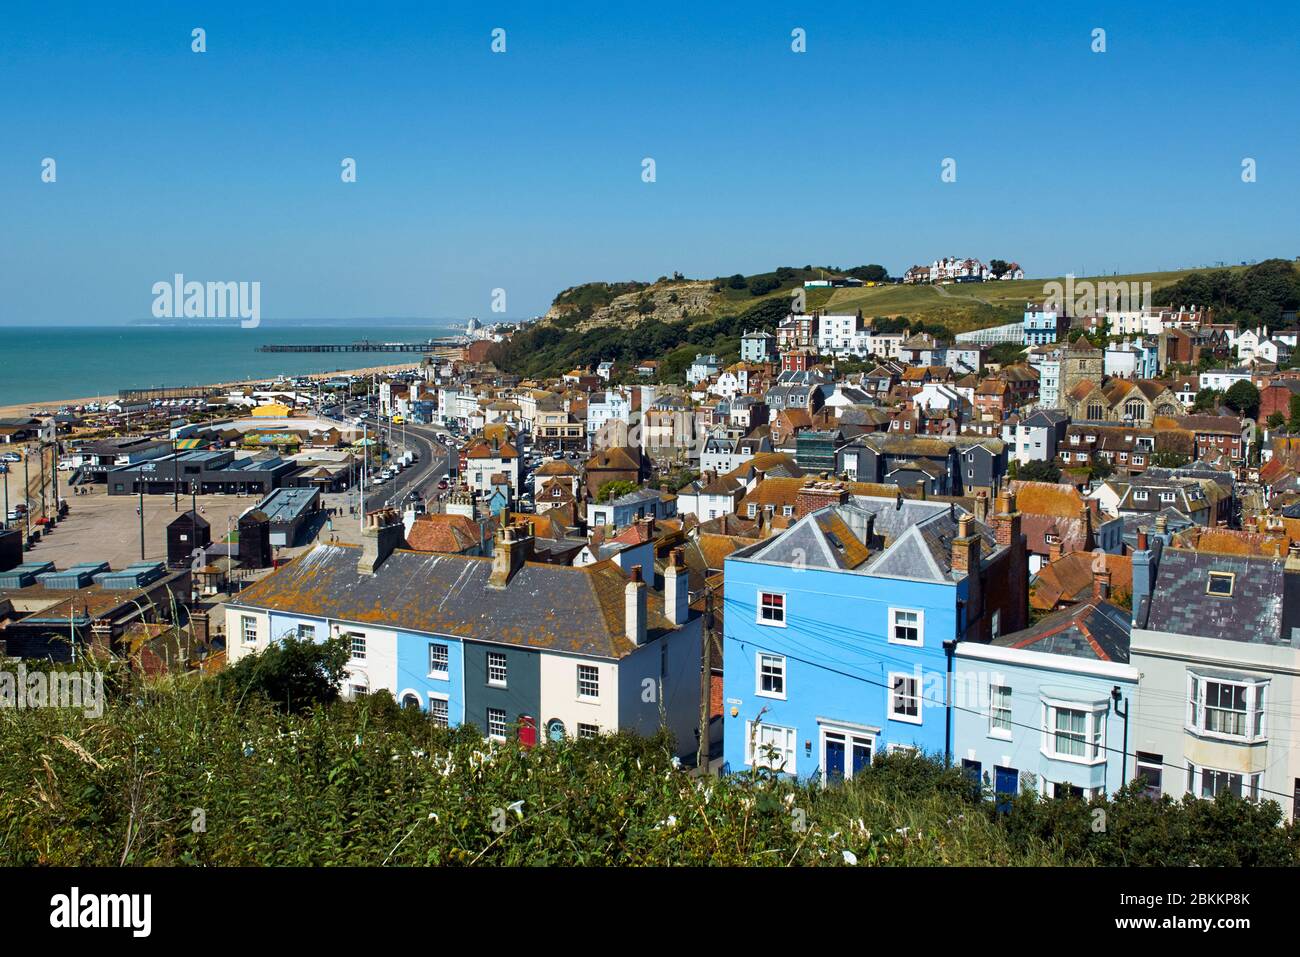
1,1,1297,325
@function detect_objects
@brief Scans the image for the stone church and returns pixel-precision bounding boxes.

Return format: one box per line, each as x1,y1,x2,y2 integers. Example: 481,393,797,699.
1058,336,1182,424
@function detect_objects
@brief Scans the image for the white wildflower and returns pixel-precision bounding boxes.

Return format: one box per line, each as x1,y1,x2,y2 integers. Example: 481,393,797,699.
842,849,858,866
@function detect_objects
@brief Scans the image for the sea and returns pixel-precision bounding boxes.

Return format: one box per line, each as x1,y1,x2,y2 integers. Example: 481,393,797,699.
0,322,461,408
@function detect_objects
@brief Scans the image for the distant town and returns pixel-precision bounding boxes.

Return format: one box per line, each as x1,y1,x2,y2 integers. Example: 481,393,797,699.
5,255,1300,828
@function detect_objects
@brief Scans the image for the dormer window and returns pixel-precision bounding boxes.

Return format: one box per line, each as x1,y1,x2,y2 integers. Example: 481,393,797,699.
1207,571,1234,597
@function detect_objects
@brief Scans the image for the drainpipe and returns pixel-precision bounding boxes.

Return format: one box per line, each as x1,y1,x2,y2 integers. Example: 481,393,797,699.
1111,685,1129,795
943,638,957,768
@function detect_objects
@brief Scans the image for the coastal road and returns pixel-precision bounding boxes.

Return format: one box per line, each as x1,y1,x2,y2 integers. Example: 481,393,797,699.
332,422,450,517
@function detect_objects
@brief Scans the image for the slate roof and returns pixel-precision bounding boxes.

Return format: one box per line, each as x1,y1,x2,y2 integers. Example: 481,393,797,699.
1031,553,1132,611
994,599,1131,662
1141,548,1295,645
230,544,683,659
734,497,997,582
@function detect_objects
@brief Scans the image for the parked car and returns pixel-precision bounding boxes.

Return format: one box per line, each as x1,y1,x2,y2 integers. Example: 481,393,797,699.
1,452,21,463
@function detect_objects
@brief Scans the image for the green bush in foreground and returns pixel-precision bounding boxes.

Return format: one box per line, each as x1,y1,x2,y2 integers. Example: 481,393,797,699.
0,668,1296,866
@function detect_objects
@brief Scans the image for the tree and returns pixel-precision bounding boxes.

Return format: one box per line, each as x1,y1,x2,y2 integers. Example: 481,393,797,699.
1267,412,1286,430
1150,451,1190,468
1192,388,1223,413
218,635,351,713
1223,380,1260,418
726,273,747,290
1088,460,1115,482
1016,460,1061,483
597,479,638,503
989,259,1010,278
846,264,890,283
1288,394,1300,432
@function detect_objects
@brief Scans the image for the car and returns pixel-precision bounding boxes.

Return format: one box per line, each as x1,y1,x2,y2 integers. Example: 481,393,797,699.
1,452,21,463
437,478,449,490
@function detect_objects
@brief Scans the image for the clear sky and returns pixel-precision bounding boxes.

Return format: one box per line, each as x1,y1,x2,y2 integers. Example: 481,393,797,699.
1,1,1297,325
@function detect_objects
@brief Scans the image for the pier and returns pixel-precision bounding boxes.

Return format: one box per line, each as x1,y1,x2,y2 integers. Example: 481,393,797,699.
257,339,460,354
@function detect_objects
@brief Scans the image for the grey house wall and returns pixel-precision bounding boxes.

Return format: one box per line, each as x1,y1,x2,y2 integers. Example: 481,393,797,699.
463,639,542,738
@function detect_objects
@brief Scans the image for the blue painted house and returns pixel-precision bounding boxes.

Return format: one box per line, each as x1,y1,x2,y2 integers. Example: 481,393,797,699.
226,511,704,757
721,482,1029,781
953,586,1138,801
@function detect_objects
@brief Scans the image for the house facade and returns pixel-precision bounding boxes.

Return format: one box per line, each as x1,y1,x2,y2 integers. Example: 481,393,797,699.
721,487,1029,780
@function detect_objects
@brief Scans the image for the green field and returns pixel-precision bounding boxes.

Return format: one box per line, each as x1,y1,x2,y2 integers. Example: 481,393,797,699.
819,267,1252,333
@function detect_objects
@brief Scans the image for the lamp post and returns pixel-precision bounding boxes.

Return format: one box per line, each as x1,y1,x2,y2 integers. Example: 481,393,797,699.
23,449,31,546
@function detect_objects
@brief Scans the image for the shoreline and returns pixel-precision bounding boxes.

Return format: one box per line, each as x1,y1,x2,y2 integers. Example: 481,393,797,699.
0,360,426,420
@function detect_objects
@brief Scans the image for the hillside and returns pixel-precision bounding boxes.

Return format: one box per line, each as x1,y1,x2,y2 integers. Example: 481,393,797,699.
493,260,1298,381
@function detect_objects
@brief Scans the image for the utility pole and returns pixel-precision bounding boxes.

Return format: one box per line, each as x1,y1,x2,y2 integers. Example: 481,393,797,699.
172,437,179,511
38,444,47,521
22,450,31,547
138,487,146,560
697,583,715,775
51,436,60,519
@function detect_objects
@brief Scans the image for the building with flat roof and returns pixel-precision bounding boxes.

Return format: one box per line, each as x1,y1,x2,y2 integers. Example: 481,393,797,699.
253,487,321,547
106,450,300,497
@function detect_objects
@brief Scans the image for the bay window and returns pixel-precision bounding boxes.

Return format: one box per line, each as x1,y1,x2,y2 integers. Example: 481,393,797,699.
1040,698,1105,763
1186,673,1266,742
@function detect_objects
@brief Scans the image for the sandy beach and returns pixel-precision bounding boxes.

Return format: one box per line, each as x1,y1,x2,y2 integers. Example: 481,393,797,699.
0,360,426,420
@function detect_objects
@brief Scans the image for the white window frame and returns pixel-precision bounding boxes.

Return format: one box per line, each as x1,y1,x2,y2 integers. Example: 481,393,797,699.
888,607,924,647
818,723,874,783
428,692,450,728
1136,751,1163,798
989,683,1013,739
1040,697,1106,765
577,664,600,701
888,671,922,725
1188,761,1261,801
486,651,508,687
428,642,450,679
486,707,508,741
745,720,797,774
1186,672,1266,742
296,623,316,641
755,652,787,700
757,590,787,627
241,615,258,645
349,632,367,661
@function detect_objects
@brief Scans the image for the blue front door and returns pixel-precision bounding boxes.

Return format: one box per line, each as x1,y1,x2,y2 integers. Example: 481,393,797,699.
825,738,845,781
851,741,872,776
994,766,1018,812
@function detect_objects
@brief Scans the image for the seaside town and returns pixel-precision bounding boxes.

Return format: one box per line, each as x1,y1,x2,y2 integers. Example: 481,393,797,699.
5,257,1300,822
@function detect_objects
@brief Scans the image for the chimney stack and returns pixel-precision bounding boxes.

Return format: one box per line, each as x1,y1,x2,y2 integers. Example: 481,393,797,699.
664,548,688,626
625,565,648,644
951,513,982,575
1048,535,1063,564
1136,528,1148,551
358,508,407,574
994,490,1020,548
1092,564,1112,602
489,521,533,588
795,479,849,519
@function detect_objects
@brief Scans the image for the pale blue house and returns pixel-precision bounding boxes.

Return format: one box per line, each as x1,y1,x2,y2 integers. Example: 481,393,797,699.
953,592,1138,802
721,485,1029,781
